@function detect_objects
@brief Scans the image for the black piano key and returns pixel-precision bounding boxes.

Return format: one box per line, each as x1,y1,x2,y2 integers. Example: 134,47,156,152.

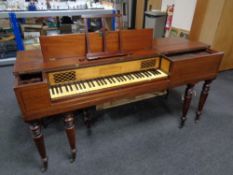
96,80,101,86
58,85,63,93
139,72,145,78
68,84,73,91
115,76,121,82
133,73,139,78
100,79,105,85
51,87,55,95
79,82,84,89
81,82,86,89
136,73,141,78
117,75,124,82
110,77,116,83
138,72,144,77
65,84,69,92
118,76,123,81
54,86,59,94
96,79,102,85
87,81,92,88
107,77,112,84
143,72,149,77
129,74,135,79
122,75,127,81
124,74,129,80
155,70,161,74
118,76,124,81
90,81,95,87
126,74,132,80
152,70,158,75
74,83,79,90
103,78,108,85
99,79,104,85
136,73,141,77
121,76,127,81
103,78,108,84
100,78,105,85
77,83,82,90
147,71,153,76
149,70,156,75
146,71,154,76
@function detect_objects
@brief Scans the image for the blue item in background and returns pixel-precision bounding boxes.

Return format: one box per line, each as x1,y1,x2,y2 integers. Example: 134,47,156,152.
8,12,24,51
28,2,37,11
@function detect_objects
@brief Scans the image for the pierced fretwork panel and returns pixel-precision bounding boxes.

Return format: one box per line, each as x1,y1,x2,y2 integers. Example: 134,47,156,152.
141,59,156,69
53,71,76,84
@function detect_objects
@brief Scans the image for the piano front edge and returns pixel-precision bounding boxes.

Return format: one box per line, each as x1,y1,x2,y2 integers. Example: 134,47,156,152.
14,77,170,122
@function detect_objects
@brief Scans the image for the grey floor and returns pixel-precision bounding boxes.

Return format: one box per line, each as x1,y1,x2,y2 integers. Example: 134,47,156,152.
0,65,233,175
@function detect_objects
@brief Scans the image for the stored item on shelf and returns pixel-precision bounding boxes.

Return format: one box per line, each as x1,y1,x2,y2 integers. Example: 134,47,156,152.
0,1,7,11
0,33,15,42
0,19,11,30
24,32,40,40
60,24,72,34
0,40,17,59
21,24,43,32
46,30,60,36
25,43,40,50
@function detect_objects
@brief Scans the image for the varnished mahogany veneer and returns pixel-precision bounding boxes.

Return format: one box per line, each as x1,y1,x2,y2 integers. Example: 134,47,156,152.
13,37,224,171
153,38,209,54
14,39,224,122
40,34,86,62
120,29,153,52
88,31,120,53
165,49,223,87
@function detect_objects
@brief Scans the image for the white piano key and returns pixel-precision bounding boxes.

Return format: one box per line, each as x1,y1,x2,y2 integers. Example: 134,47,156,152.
49,69,168,100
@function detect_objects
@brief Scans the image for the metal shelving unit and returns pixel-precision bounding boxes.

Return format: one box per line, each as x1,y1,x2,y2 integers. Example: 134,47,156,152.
0,9,114,18
0,8,116,65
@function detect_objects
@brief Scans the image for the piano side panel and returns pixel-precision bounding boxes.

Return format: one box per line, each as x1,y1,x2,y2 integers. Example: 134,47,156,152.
169,50,223,87
160,58,171,74
14,82,51,121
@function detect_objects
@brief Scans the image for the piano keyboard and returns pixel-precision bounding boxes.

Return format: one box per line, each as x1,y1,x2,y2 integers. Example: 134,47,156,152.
49,69,167,100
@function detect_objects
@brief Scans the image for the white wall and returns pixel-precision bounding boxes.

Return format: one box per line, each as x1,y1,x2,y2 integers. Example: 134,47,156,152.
161,0,197,31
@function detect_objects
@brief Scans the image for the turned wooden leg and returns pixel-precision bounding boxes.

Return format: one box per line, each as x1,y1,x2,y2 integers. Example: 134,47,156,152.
180,84,195,128
29,122,48,172
195,79,213,121
83,110,91,128
64,113,76,162
165,89,170,99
